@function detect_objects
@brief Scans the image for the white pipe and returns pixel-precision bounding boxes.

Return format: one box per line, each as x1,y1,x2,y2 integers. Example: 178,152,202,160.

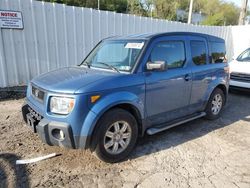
188,0,194,24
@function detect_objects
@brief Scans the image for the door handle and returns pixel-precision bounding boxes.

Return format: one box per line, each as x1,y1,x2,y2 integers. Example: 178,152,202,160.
184,74,192,81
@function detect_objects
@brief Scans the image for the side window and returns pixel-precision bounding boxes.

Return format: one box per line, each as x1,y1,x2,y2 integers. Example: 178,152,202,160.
190,41,207,65
211,42,226,63
150,41,185,69
237,48,250,62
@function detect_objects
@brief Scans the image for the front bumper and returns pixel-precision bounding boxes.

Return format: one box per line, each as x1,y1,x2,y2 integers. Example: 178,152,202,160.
22,104,76,149
229,80,250,89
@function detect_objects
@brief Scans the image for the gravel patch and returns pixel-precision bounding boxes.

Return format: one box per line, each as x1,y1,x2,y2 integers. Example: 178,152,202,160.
0,91,250,188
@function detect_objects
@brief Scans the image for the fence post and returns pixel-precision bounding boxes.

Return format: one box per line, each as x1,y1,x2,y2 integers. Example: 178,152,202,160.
0,29,7,87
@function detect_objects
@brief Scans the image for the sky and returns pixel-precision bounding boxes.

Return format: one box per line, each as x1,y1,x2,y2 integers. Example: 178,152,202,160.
225,0,240,7
225,0,246,7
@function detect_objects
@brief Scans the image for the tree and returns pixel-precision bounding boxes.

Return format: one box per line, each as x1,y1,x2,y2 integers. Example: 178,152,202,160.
239,0,248,25
202,13,224,25
222,2,240,25
101,0,128,13
36,0,97,8
36,0,128,13
201,1,240,25
127,0,148,16
176,0,239,25
153,0,179,20
37,0,241,25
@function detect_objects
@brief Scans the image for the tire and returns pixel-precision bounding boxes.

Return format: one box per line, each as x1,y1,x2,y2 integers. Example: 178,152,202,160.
94,108,138,163
205,88,225,120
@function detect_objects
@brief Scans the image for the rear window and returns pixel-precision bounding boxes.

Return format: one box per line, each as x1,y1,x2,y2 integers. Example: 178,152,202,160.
211,42,226,63
190,41,207,65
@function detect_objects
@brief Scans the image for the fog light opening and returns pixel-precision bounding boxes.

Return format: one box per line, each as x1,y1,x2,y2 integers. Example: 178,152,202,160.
52,129,65,141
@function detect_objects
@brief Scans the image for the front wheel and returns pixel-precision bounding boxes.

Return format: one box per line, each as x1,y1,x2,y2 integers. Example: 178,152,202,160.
94,108,138,163
205,88,225,120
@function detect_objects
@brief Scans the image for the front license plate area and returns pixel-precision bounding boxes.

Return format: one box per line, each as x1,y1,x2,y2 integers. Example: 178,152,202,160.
26,113,38,133
26,106,43,133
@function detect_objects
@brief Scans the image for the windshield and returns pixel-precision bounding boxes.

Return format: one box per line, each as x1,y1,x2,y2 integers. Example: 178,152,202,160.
81,40,145,72
237,48,250,62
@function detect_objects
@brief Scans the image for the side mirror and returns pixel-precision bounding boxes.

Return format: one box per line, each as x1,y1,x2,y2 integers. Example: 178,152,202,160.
146,61,167,71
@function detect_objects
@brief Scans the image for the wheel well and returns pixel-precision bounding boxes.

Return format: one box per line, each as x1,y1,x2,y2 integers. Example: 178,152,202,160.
110,104,143,135
216,84,227,101
89,103,143,151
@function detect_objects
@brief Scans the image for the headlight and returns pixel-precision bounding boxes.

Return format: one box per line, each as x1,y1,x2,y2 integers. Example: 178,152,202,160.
50,97,75,115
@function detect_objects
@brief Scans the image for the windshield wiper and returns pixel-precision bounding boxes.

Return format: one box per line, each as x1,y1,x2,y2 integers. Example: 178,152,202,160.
81,61,91,68
98,62,120,73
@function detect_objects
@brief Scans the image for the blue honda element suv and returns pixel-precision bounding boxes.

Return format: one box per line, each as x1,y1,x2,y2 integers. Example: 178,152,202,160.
22,32,229,163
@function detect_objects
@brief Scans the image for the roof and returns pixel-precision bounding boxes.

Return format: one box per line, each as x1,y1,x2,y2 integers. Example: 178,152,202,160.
106,32,224,42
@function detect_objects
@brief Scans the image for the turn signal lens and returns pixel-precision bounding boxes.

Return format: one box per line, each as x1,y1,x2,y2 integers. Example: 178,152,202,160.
91,95,100,103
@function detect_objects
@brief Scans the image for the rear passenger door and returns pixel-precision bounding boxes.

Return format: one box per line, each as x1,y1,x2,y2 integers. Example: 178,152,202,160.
188,36,213,112
145,36,192,126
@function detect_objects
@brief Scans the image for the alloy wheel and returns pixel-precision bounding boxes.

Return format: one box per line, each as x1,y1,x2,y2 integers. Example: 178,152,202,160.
104,121,132,155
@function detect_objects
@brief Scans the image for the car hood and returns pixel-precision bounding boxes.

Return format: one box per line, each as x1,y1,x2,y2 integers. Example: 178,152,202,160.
229,61,250,74
31,66,118,94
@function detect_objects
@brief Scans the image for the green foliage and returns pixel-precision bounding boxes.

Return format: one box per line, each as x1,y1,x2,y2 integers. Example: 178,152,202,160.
127,0,148,16
153,0,179,20
43,0,96,8
202,13,224,25
101,0,128,13
37,0,127,12
220,3,240,25
36,0,241,26
201,1,240,25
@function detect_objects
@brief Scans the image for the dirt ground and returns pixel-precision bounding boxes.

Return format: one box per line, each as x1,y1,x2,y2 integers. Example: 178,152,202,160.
0,90,250,188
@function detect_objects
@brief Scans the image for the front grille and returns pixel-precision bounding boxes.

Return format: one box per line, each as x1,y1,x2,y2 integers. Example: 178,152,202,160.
31,85,45,102
230,72,250,83
28,106,43,121
27,106,43,133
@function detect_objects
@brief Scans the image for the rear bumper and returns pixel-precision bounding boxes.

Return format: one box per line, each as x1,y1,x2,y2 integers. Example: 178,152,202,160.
22,104,88,149
229,80,250,89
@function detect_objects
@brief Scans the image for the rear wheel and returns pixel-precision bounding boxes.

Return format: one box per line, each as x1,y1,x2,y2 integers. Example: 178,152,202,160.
94,108,138,163
205,88,225,120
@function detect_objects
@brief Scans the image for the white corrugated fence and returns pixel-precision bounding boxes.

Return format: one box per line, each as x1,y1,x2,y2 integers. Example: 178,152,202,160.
0,0,250,87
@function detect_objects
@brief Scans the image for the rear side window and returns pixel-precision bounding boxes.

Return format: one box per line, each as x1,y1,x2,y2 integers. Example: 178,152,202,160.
190,41,207,65
150,41,185,69
211,42,226,63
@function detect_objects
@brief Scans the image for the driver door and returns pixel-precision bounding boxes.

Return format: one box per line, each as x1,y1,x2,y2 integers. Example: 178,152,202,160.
145,36,192,126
